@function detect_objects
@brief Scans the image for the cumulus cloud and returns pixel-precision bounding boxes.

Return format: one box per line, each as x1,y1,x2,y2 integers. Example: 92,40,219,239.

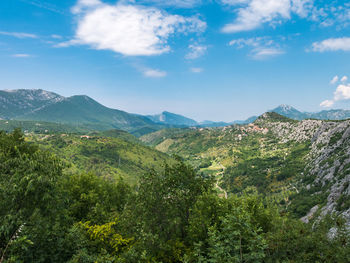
312,37,350,52
229,37,284,59
142,68,167,78
330,75,339,85
185,44,207,59
190,67,203,73
0,31,37,39
321,79,350,107
334,84,350,101
221,0,313,33
61,0,206,56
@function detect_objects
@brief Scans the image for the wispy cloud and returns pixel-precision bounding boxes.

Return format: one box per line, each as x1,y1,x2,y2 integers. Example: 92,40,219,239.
341,76,348,83
142,68,167,78
51,34,63,39
0,31,37,39
190,67,203,73
251,48,284,59
229,37,284,59
330,75,339,85
138,0,204,8
12,54,32,58
185,44,208,59
20,0,66,15
312,37,350,52
60,0,206,56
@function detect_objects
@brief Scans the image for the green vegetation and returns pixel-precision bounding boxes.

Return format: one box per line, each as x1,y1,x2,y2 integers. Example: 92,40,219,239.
141,124,313,217
28,133,174,185
0,130,349,262
0,120,89,134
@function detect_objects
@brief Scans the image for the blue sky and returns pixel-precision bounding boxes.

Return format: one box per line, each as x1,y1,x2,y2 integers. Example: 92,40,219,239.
1,0,350,121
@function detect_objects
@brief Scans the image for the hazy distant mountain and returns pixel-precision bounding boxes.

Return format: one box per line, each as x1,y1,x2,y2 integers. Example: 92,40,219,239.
271,104,350,121
0,89,63,119
271,105,307,120
309,109,350,120
198,120,232,127
0,89,166,135
146,111,198,126
17,95,162,133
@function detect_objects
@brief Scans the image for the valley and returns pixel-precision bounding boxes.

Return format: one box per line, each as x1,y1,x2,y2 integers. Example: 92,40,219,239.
0,89,349,262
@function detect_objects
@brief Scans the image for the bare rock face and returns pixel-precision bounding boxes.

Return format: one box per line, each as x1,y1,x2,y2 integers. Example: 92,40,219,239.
258,116,350,225
300,121,350,225
301,205,319,223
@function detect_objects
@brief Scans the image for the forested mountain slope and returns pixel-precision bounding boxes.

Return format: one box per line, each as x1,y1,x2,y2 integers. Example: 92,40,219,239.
141,112,350,224
1,129,349,262
27,132,175,185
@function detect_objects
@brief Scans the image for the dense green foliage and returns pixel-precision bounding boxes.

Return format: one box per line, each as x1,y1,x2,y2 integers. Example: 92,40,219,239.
0,130,349,262
28,133,174,185
141,124,314,217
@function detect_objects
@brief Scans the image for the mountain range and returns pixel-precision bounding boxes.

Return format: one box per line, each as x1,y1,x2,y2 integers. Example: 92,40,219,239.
1,89,350,135
271,104,350,121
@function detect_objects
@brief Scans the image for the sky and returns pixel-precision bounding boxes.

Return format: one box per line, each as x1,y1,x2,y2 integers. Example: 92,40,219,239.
1,0,350,122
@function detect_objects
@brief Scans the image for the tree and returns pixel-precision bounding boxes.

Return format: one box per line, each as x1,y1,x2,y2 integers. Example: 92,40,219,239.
0,129,71,262
122,162,214,262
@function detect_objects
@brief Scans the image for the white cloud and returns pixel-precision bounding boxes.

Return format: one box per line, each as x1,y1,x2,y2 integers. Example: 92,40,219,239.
341,76,348,83
330,75,339,85
62,0,206,56
190,67,203,73
142,68,167,77
320,81,350,107
185,44,207,59
12,54,32,58
334,84,350,101
312,37,350,52
221,0,314,33
229,37,284,59
320,99,334,107
51,34,63,39
291,0,313,17
139,0,203,8
251,47,284,59
310,3,350,29
0,31,37,39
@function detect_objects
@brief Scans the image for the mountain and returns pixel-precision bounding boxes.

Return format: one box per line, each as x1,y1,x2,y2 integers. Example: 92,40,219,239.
0,89,64,119
310,109,350,120
198,120,232,127
232,115,258,125
271,104,307,120
17,95,162,135
146,111,198,126
0,89,168,136
141,112,350,225
271,104,350,121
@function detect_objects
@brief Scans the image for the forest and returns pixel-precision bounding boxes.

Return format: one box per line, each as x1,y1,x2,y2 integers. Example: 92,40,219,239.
0,129,349,262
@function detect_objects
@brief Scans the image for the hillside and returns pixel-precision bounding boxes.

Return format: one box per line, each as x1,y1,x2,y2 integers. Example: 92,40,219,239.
0,89,64,119
17,95,164,135
28,132,175,185
141,113,350,224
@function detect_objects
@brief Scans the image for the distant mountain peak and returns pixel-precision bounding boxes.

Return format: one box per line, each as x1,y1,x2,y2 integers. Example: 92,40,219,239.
146,111,198,126
273,104,299,112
